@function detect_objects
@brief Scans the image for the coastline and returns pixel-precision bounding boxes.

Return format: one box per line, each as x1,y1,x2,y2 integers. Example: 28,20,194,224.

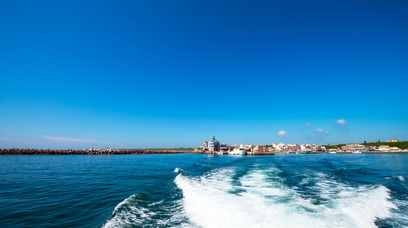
0,148,185,155
1,148,408,155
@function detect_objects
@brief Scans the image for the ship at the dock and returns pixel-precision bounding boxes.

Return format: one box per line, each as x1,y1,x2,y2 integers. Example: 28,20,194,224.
228,147,247,155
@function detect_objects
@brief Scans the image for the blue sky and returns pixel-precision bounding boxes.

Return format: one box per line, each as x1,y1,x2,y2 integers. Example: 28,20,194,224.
1,0,407,149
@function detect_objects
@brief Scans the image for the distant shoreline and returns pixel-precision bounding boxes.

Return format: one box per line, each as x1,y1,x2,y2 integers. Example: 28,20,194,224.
1,148,408,155
0,148,185,155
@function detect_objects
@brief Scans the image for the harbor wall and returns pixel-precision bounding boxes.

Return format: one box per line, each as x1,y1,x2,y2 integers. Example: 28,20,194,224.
0,149,185,155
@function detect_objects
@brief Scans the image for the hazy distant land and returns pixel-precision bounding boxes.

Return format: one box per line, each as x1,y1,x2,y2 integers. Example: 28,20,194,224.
1,141,407,155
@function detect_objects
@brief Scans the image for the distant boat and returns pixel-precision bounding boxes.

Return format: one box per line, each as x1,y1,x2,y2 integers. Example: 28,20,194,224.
329,152,337,154
229,148,247,155
217,151,227,155
352,151,362,154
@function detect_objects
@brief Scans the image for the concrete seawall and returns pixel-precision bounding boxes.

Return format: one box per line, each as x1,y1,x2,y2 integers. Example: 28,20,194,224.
0,149,185,155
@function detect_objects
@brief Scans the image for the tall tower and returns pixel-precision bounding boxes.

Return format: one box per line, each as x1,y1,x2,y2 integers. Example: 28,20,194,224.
208,136,220,151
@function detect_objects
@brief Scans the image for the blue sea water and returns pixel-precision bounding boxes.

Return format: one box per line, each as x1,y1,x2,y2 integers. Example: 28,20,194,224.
0,154,407,228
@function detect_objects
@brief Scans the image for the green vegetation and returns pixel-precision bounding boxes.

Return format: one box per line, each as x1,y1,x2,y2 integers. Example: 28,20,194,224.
323,141,408,150
363,141,408,149
323,144,345,150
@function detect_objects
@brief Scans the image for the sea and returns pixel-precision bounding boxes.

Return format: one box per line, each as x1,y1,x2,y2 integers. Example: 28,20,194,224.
0,154,407,228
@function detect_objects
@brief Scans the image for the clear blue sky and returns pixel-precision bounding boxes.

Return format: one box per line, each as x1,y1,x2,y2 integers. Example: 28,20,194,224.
1,0,407,149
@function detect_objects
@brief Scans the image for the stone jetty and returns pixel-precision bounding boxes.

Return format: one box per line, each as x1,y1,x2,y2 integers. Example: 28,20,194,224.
0,148,185,155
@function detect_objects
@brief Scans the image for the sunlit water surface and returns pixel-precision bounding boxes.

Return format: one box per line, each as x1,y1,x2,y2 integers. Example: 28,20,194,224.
0,154,407,227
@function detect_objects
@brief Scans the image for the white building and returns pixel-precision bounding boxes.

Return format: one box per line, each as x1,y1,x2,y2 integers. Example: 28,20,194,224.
272,143,285,151
208,136,220,151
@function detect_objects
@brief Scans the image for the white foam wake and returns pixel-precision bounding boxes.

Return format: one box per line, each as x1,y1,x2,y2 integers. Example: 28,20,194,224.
175,166,399,228
102,194,189,228
102,194,156,228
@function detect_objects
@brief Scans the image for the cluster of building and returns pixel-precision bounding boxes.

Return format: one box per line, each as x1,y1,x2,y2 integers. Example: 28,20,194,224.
198,137,327,154
196,137,407,154
340,144,404,153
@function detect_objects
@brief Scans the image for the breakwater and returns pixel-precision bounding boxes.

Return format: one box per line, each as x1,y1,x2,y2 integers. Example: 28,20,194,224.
2,149,407,155
0,148,185,155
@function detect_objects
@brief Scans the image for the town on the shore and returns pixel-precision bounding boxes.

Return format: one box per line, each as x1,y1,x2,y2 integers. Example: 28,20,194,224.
194,136,408,155
1,137,407,155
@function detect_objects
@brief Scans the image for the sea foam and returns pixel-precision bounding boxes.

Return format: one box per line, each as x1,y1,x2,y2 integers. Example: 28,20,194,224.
175,165,398,228
103,194,189,228
102,194,156,228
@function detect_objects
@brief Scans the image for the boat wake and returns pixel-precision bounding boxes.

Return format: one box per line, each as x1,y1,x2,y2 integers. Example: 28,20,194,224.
175,165,400,228
102,193,190,228
103,165,406,228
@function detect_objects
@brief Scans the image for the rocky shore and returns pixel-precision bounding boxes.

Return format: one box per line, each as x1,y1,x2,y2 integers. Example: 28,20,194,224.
0,148,185,155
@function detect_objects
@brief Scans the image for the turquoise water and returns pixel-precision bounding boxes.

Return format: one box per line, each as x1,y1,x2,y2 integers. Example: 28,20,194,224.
0,154,407,227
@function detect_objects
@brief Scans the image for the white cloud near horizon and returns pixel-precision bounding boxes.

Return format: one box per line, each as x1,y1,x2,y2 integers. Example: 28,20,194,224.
305,122,312,126
0,137,22,142
38,135,105,144
315,128,329,134
336,119,347,125
277,130,287,136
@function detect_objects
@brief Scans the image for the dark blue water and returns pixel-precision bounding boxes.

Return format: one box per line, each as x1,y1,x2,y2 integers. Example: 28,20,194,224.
0,154,407,227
